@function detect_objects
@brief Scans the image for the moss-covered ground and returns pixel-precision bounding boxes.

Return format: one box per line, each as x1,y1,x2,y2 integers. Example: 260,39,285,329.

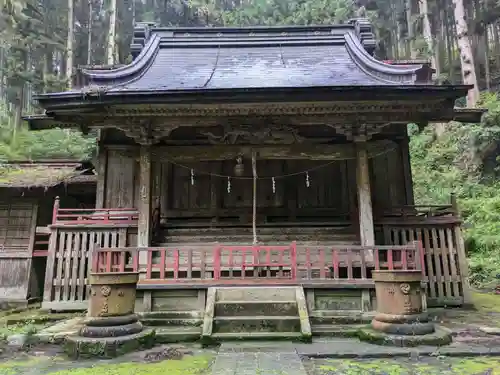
436,291,500,329
306,357,500,374
0,308,83,341
0,353,214,375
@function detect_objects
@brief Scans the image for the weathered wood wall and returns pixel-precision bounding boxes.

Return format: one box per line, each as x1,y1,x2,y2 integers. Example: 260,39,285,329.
0,199,38,301
99,140,412,226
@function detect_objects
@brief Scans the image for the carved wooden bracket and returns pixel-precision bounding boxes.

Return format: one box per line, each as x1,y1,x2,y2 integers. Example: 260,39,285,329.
199,124,305,145
109,118,178,145
328,123,391,141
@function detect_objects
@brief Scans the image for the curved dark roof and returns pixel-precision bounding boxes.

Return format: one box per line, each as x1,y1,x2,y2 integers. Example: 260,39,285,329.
38,19,437,102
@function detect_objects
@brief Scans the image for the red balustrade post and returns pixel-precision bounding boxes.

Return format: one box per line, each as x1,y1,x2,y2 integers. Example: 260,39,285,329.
146,250,153,279
290,241,297,281
214,245,221,280
159,249,166,280
387,249,394,270
52,196,60,224
374,248,380,270
132,249,139,272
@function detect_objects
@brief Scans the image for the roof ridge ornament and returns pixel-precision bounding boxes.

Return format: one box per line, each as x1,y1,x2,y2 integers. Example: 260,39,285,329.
131,22,158,59
348,18,377,56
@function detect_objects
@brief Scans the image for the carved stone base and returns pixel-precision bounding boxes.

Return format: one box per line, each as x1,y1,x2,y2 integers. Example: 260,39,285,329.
64,328,155,359
371,311,434,335
371,319,435,336
80,321,144,338
84,314,140,327
358,325,452,347
367,270,452,346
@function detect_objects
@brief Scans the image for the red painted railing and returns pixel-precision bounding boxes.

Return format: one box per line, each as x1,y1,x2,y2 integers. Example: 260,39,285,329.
51,197,138,225
33,231,50,257
91,242,423,285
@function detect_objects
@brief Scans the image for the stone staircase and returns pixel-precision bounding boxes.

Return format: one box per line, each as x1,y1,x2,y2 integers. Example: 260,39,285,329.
159,225,358,245
202,286,312,344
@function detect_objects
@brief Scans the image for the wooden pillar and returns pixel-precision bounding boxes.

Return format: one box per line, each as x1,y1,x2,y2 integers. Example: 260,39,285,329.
138,145,152,248
400,136,415,205
95,143,107,209
138,144,152,311
356,142,375,247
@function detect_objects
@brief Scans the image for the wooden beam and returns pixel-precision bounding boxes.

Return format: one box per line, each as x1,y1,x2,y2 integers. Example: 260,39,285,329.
151,140,396,161
356,142,375,248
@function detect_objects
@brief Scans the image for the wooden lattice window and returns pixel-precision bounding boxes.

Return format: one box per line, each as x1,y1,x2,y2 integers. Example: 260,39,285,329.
0,200,35,252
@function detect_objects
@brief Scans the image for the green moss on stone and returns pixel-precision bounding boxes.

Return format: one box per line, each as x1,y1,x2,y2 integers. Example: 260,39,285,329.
313,357,500,375
46,355,214,375
356,326,452,347
64,329,156,359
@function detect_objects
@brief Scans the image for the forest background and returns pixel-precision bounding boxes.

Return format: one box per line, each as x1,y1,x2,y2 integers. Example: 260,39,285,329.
1,0,500,288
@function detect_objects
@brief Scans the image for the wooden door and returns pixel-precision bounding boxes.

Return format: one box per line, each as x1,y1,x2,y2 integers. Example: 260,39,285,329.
0,199,38,300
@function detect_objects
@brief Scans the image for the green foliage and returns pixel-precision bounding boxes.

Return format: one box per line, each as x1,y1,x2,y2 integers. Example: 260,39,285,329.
411,93,500,288
0,104,95,161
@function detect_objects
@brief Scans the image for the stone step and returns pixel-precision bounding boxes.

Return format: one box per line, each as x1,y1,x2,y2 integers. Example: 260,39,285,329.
311,324,365,337
212,316,301,334
139,311,203,320
214,300,298,317
142,318,202,327
163,234,358,243
210,331,304,342
165,226,356,236
310,314,373,325
216,286,298,302
154,326,201,344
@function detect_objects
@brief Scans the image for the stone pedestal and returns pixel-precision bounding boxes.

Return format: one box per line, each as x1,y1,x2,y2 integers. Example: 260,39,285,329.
88,272,139,318
359,270,452,347
65,272,154,358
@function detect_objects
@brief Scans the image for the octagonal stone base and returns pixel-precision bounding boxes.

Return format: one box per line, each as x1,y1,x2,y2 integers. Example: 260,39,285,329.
358,325,452,347
65,328,155,359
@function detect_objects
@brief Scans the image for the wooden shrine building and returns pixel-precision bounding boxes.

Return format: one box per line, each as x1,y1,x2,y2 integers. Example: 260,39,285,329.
0,161,95,306
24,19,484,313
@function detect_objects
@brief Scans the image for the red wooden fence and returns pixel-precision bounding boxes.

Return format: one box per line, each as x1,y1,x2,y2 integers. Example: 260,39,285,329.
52,197,138,225
91,242,423,285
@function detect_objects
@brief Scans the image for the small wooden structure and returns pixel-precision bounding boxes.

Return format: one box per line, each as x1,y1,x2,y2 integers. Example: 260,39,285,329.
24,19,484,313
0,161,95,305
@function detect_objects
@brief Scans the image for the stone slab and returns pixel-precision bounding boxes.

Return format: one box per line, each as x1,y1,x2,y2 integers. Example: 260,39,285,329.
218,337,500,359
211,350,308,375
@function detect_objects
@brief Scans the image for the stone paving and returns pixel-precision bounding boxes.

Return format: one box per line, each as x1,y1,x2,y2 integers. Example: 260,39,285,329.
211,349,308,375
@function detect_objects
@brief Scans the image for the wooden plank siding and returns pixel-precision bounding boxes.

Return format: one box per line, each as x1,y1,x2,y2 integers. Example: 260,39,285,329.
42,226,132,310
379,222,468,306
0,199,38,301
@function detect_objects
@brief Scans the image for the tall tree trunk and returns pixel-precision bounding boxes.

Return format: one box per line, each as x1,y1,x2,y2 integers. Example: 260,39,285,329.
452,0,480,106
406,0,417,58
420,0,437,70
87,0,93,65
132,0,136,25
484,27,491,91
66,0,74,89
493,22,500,71
107,0,117,65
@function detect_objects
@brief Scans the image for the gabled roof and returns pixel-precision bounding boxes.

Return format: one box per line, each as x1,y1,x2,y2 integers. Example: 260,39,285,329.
34,19,443,105
0,161,96,189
